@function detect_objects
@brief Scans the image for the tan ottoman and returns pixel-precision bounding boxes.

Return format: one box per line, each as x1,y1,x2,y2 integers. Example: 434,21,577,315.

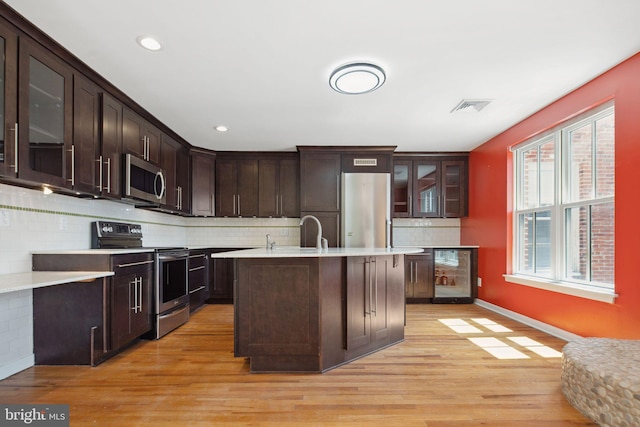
561,338,640,427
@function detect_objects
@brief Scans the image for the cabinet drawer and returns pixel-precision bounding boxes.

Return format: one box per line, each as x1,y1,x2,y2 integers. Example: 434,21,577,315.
112,253,154,275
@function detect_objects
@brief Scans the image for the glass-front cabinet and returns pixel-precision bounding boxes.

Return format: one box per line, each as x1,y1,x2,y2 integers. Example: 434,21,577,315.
18,38,73,187
0,19,17,177
393,156,467,218
433,248,477,303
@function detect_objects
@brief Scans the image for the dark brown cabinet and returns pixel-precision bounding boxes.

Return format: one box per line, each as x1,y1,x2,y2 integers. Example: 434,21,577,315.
233,253,406,372
191,150,215,216
299,150,341,246
188,250,209,312
299,151,341,212
110,253,153,351
216,156,259,217
0,19,18,178
123,107,161,166
32,252,154,362
405,250,434,301
208,250,235,303
393,156,468,218
17,37,73,188
33,278,108,366
258,156,299,217
346,255,404,352
160,134,190,213
72,74,101,195
99,93,123,199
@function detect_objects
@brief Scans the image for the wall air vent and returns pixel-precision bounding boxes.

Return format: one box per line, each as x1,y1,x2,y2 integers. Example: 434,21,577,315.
451,99,492,113
353,158,378,166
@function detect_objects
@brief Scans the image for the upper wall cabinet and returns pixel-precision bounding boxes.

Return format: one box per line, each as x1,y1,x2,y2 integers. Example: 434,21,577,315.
160,134,190,213
299,151,341,212
0,19,17,178
72,74,101,195
123,107,161,166
99,93,123,199
258,156,299,218
393,156,468,218
191,150,215,216
17,37,73,188
216,157,259,217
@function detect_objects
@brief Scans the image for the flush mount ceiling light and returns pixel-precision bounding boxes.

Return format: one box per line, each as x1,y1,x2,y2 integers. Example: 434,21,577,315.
136,35,162,51
329,62,386,95
214,125,228,132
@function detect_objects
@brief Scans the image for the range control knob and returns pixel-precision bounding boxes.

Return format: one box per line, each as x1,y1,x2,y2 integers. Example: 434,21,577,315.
102,226,113,233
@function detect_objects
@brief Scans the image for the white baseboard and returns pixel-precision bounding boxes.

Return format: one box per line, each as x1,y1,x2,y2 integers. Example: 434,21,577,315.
0,354,34,381
475,299,583,342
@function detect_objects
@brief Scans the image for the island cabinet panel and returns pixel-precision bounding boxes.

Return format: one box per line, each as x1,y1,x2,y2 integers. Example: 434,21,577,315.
236,258,321,372
346,255,404,356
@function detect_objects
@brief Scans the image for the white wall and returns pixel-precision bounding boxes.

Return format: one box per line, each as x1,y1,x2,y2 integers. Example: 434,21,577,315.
0,182,460,379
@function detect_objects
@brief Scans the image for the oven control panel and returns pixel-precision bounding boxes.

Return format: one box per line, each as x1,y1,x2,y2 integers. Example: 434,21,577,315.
94,221,142,238
92,221,143,249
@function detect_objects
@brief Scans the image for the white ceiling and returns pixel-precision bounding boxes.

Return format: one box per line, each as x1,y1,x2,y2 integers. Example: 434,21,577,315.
6,0,640,153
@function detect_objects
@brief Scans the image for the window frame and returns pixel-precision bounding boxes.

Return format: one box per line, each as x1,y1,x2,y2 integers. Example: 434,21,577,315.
506,102,616,303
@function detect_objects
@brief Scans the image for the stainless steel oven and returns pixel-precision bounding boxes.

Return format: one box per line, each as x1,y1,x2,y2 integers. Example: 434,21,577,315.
155,249,189,338
92,221,190,339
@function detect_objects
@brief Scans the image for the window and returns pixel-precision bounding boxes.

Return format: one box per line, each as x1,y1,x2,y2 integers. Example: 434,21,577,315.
511,103,614,296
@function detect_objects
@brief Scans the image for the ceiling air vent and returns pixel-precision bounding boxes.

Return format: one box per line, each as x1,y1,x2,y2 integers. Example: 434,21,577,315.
353,158,377,166
451,99,492,113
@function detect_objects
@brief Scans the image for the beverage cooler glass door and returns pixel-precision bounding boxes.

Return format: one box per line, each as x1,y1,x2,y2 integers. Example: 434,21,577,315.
434,249,472,301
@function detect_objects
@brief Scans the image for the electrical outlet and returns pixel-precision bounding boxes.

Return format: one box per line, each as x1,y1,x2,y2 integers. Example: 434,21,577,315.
477,277,482,287
279,228,289,236
0,210,9,227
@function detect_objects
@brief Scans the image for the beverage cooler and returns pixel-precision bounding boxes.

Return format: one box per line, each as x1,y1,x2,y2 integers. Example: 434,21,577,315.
433,248,478,303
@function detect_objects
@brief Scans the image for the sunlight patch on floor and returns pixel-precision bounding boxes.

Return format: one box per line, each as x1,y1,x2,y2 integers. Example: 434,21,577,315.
439,318,563,360
438,318,483,333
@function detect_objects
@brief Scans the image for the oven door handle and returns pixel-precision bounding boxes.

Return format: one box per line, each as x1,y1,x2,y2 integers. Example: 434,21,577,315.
117,260,154,268
158,253,188,261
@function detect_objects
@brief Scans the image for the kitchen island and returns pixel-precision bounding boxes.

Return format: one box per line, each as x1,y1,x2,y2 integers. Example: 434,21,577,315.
211,246,422,373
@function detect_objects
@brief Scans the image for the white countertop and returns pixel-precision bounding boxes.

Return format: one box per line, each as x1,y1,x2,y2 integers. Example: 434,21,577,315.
209,246,425,259
0,271,115,294
32,248,155,255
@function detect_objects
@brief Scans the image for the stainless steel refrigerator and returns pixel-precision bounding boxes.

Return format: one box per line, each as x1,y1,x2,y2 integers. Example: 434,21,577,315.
341,172,391,248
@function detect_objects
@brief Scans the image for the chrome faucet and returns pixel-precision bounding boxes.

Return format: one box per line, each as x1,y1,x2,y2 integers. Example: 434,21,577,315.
266,233,276,250
299,215,323,250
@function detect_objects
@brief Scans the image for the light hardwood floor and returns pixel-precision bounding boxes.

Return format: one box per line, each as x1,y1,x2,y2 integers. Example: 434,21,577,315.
0,304,595,426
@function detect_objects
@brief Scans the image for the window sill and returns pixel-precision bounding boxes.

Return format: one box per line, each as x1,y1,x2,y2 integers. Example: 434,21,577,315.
503,274,617,304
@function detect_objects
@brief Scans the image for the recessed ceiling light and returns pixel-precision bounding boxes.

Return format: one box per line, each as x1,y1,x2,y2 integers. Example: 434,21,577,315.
214,125,229,132
329,62,386,95
136,36,162,51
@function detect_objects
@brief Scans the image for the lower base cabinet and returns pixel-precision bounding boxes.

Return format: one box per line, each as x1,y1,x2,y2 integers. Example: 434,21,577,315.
405,251,434,302
207,249,237,304
110,254,154,351
32,252,154,365
188,250,209,313
33,279,108,366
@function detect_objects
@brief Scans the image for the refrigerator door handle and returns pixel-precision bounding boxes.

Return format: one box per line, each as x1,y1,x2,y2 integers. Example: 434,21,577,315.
386,218,391,248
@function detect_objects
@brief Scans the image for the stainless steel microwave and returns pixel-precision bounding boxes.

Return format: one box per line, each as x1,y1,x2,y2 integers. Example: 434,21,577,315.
123,153,166,205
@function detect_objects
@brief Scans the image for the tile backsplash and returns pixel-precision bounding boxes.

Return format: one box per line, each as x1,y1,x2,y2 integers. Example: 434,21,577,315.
0,183,461,275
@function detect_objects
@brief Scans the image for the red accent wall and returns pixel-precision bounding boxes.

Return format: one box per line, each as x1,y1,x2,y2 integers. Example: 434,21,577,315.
462,52,640,339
